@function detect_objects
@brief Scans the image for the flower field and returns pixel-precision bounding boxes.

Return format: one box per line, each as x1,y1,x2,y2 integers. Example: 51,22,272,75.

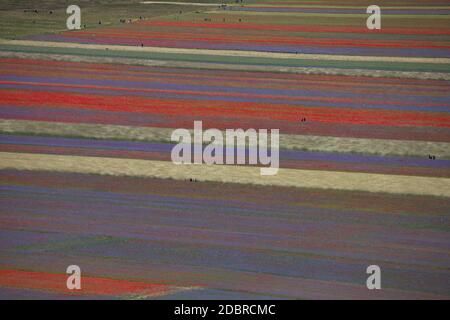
0,0,449,299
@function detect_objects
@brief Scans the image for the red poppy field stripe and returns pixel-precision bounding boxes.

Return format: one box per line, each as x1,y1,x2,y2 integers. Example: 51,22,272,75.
1,89,449,128
0,269,192,297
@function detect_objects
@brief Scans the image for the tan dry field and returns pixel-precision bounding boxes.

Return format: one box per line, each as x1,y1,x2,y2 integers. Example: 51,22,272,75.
1,152,449,197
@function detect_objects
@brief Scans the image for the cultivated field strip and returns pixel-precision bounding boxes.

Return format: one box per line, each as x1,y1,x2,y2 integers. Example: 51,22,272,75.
1,40,449,80
0,269,196,299
1,58,449,142
2,50,448,80
2,39,450,64
26,7,450,58
2,119,450,159
1,170,449,299
1,152,450,197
